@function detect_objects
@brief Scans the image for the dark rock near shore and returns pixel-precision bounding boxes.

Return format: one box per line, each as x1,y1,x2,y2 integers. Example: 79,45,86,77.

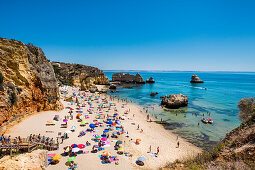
150,92,158,97
146,77,155,83
109,84,117,90
190,74,204,83
161,94,188,109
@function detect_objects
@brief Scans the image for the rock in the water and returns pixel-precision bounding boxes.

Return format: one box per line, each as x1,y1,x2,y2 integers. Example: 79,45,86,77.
112,72,145,84
146,77,155,83
150,92,158,97
190,74,204,83
161,94,188,109
109,84,117,89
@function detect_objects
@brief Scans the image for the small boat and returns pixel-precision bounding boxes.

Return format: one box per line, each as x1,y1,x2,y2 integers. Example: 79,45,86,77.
201,118,208,124
207,118,213,124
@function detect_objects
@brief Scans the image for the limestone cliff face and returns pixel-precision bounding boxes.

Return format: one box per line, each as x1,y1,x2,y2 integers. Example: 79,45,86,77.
0,38,62,127
51,62,109,90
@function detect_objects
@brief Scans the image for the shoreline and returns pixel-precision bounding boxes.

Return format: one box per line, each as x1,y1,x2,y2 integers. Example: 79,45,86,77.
4,86,201,169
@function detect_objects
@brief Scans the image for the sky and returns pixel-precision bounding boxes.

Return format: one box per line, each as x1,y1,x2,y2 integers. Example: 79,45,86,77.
1,0,255,71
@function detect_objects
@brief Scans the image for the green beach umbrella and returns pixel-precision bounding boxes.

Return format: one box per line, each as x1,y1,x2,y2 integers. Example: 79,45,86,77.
67,157,76,162
81,120,86,124
116,140,123,144
95,136,101,139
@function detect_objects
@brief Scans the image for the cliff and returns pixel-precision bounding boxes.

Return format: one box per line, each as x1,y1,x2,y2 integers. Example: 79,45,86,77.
51,62,109,90
0,38,62,129
112,73,145,84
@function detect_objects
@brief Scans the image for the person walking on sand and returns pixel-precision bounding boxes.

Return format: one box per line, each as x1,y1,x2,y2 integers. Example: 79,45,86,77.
149,145,151,153
177,141,180,148
157,147,159,155
137,124,139,130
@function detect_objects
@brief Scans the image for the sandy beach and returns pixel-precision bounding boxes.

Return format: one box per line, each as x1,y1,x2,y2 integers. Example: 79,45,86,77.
6,86,201,170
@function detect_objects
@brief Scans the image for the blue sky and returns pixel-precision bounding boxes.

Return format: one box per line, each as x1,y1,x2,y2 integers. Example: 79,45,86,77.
1,0,255,71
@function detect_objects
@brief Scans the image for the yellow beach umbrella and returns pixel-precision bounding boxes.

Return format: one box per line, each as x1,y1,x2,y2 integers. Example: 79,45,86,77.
52,154,62,160
102,151,111,156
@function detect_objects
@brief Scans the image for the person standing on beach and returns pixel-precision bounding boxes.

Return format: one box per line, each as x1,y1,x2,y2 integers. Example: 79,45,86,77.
149,145,151,153
157,147,159,155
177,141,180,148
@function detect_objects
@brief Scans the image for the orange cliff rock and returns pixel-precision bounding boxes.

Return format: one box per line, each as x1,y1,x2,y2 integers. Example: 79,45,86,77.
0,37,63,130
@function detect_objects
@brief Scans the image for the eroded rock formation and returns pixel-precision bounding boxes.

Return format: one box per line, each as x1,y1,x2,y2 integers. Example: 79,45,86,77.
112,73,145,84
190,74,204,83
146,77,155,83
0,38,62,127
51,62,109,90
161,94,188,109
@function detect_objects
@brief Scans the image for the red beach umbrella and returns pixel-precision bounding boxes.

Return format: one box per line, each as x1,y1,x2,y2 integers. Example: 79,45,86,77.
78,144,85,149
101,137,107,141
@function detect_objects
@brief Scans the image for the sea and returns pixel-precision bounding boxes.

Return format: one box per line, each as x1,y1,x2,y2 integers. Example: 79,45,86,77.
104,71,255,149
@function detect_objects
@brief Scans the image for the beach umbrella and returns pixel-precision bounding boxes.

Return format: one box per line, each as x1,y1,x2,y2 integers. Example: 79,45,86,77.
137,157,146,162
102,151,111,156
103,130,109,133
89,124,95,129
116,140,122,144
63,119,68,122
67,157,76,162
118,147,124,151
72,148,80,152
101,137,107,141
78,144,85,149
48,153,56,157
65,130,72,134
81,120,87,124
71,144,78,148
107,121,113,125
52,120,56,124
95,136,101,139
52,154,62,160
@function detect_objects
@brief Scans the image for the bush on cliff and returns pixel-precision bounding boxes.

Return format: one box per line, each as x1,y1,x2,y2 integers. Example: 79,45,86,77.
0,72,3,85
10,92,18,106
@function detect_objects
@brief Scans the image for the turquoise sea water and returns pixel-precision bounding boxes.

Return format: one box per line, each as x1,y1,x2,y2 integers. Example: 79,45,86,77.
104,71,255,149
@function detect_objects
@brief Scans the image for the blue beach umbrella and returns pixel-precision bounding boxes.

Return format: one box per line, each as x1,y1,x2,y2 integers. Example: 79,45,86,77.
89,123,95,129
137,157,146,162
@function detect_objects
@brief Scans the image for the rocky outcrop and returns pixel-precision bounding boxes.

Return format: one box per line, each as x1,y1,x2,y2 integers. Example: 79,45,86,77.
150,92,158,97
146,77,155,83
109,84,117,90
0,38,62,127
0,149,47,169
161,94,188,109
190,74,204,83
51,62,109,90
112,73,145,84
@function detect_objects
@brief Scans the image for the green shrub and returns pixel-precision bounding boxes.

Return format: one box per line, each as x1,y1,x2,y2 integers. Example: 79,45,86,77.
37,105,41,112
10,92,18,106
0,72,3,85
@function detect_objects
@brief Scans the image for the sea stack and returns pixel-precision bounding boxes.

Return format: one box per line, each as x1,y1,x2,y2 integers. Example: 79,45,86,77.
190,74,204,83
146,77,155,83
161,94,188,109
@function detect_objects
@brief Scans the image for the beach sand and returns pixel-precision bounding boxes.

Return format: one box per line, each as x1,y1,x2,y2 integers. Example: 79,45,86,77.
6,86,201,170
